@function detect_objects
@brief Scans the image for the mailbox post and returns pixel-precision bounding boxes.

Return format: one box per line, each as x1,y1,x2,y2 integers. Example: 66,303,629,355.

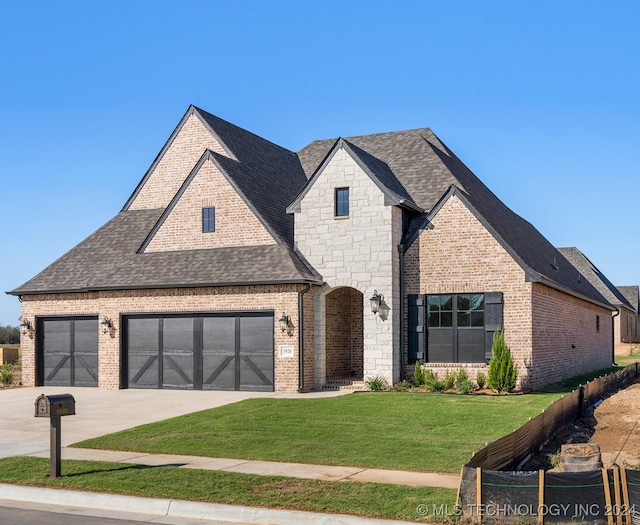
34,394,76,478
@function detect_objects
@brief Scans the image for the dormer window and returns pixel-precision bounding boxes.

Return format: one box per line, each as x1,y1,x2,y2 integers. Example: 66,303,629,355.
202,206,215,232
335,187,349,217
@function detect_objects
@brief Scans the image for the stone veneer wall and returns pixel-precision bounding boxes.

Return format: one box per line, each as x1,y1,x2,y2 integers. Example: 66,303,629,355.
293,146,400,384
129,112,228,211
144,158,275,252
19,284,311,393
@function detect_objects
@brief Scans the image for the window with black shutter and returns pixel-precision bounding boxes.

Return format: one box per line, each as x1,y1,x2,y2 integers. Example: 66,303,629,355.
407,292,503,364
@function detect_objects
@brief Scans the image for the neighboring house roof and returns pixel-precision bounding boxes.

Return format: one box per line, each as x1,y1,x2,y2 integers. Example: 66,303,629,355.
9,209,319,295
557,247,635,311
617,285,639,313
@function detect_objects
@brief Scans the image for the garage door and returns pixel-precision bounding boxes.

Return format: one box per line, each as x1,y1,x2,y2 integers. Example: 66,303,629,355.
123,313,274,391
37,317,99,387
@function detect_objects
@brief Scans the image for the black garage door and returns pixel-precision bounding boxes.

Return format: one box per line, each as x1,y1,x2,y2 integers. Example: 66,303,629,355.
122,313,274,391
37,317,99,387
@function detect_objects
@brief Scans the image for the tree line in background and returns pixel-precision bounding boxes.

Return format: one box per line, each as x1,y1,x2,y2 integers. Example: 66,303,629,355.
0,326,19,344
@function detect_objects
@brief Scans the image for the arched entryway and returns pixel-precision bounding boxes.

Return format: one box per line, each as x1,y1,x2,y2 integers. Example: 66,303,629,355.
324,287,364,381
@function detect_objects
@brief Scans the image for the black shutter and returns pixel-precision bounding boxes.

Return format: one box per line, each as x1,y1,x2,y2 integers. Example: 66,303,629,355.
408,294,425,364
484,292,503,363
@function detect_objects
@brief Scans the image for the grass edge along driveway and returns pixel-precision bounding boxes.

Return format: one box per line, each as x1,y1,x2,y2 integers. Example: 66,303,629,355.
74,365,630,473
71,369,617,474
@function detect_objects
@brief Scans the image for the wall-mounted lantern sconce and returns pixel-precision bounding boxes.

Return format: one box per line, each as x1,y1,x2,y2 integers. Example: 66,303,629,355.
370,290,383,314
19,318,32,335
279,312,291,333
100,316,113,334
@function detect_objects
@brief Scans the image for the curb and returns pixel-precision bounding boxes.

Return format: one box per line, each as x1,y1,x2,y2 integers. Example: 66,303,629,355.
0,483,422,525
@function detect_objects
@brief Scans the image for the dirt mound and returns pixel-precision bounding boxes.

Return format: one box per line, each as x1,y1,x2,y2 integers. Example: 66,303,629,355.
525,382,640,470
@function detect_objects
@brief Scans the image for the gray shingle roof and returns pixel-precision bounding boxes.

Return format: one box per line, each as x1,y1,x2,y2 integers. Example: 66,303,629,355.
299,127,613,308
9,210,319,295
557,247,634,311
194,107,308,246
298,128,458,211
7,107,622,308
617,286,639,312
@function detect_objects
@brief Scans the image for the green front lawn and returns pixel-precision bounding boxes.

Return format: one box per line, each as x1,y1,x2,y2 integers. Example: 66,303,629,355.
74,367,629,474
75,390,567,473
0,457,456,523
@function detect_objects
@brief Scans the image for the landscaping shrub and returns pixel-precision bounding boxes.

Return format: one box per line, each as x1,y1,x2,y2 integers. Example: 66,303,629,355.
456,379,475,394
430,378,445,392
365,376,390,391
487,329,518,393
413,362,424,386
476,371,487,389
455,368,468,385
422,368,436,384
0,364,15,387
443,369,456,390
421,369,441,392
455,368,475,394
391,380,413,392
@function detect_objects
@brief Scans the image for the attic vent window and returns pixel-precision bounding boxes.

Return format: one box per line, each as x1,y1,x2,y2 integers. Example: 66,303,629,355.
202,206,215,233
335,187,349,217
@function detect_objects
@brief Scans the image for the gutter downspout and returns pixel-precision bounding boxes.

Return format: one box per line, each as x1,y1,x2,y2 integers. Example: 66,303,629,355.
612,307,620,365
298,283,312,391
398,243,405,382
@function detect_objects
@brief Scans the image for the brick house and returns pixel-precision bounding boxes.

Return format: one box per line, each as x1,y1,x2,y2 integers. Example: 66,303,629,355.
615,286,640,354
9,105,617,392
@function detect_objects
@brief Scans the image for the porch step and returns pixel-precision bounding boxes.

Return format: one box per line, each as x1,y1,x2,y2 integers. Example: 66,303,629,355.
321,379,366,392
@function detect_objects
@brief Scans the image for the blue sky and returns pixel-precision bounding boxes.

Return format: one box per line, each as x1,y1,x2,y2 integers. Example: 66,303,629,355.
1,1,639,325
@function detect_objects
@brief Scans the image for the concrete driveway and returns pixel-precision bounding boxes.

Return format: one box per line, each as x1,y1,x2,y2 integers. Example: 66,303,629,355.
0,387,276,458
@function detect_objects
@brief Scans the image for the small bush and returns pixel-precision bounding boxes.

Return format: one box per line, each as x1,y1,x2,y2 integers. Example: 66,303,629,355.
413,362,424,386
487,329,518,393
422,369,439,391
455,368,475,394
365,376,390,391
455,368,468,388
443,369,456,390
422,368,436,384
430,379,445,392
392,380,413,392
476,371,487,389
456,379,475,394
0,364,15,387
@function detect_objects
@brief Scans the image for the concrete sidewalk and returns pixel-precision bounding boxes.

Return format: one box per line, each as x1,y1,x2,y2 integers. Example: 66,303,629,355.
26,447,460,489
